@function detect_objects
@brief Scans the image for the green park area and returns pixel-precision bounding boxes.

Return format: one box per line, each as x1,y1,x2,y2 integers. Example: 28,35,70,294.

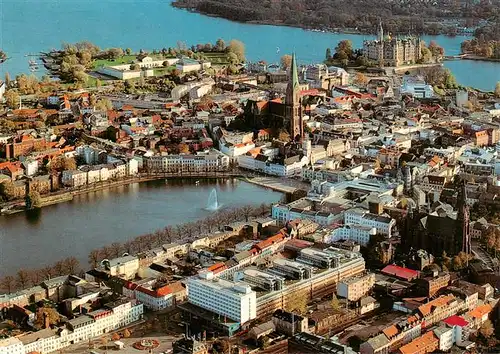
199,52,230,65
92,55,138,69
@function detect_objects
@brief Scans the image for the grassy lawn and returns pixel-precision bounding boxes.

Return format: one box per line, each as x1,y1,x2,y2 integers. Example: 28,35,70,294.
153,66,176,76
199,51,230,65
92,55,139,69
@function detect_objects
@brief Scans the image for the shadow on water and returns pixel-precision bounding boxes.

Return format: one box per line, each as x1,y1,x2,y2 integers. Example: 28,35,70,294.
25,208,42,225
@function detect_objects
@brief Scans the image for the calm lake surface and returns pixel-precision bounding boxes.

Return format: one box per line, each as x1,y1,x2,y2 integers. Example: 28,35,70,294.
0,0,499,90
0,179,283,276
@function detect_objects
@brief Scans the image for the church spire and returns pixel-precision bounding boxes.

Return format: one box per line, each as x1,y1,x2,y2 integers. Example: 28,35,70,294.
291,53,299,91
286,53,303,142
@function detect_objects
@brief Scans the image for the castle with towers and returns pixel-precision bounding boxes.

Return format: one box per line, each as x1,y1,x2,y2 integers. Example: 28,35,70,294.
363,22,422,67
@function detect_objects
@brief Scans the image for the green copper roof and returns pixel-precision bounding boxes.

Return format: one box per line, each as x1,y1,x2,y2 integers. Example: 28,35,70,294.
291,53,299,90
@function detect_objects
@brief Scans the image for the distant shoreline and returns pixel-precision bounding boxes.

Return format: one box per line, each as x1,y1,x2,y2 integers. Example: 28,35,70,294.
171,1,473,38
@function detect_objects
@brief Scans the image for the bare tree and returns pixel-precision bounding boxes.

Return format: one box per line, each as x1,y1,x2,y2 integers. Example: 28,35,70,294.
88,249,101,268
194,220,204,234
110,242,123,258
40,265,53,280
64,257,80,274
123,241,134,255
258,203,270,216
0,275,16,294
16,269,30,289
100,246,113,260
52,260,66,276
203,217,214,233
240,205,254,222
163,226,173,243
153,230,165,246
29,269,42,286
132,238,144,253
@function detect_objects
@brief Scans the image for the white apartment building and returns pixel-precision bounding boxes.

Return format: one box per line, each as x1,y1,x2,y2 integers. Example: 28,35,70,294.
0,338,24,354
344,208,395,237
62,170,87,187
134,286,174,311
272,204,340,226
325,225,377,246
238,154,308,177
76,145,107,165
102,255,139,280
219,141,255,157
0,300,143,354
146,151,229,172
337,272,375,302
188,271,257,324
400,75,434,98
22,159,39,177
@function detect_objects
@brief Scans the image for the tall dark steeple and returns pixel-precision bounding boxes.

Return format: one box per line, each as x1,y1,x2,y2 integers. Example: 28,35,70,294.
456,181,471,255
378,20,385,68
286,53,303,142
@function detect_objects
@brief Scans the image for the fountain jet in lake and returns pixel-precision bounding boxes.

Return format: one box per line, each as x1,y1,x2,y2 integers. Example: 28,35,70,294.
206,188,219,211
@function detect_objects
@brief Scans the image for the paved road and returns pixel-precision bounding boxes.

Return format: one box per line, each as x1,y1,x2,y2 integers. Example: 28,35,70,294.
472,241,498,272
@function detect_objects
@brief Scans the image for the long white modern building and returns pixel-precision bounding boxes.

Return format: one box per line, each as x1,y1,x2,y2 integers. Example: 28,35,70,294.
187,271,257,324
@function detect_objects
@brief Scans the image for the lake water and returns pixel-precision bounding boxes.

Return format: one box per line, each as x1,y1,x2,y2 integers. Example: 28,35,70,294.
0,179,282,276
0,0,499,91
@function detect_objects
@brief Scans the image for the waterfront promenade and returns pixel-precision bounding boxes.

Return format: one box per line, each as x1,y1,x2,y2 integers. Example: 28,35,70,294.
1,171,309,215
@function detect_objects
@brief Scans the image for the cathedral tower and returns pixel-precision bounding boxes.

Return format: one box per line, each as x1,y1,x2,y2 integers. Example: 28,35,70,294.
378,21,384,68
286,53,303,142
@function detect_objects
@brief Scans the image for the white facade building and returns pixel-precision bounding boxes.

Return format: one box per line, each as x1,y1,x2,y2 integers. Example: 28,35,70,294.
96,57,179,80
146,151,229,172
344,208,395,237
0,338,24,354
272,204,340,226
0,300,143,354
400,75,434,98
62,170,87,187
188,271,257,324
102,255,139,280
325,225,377,246
134,287,174,311
22,159,39,177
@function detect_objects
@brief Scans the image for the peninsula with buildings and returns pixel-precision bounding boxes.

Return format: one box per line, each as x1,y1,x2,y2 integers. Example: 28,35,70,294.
1,33,500,354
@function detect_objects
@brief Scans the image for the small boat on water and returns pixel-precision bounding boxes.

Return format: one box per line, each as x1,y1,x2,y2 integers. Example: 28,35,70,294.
195,180,200,185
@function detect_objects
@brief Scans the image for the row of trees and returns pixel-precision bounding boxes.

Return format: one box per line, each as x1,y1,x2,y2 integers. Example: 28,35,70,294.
462,21,500,59
420,66,458,89
87,202,271,268
461,39,500,59
0,257,81,294
2,73,62,109
0,203,270,294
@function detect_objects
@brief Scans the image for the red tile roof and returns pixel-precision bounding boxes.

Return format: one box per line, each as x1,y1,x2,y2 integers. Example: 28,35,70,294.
136,284,172,298
207,262,227,274
381,264,419,281
253,233,285,251
399,331,438,354
444,315,469,327
467,304,492,319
